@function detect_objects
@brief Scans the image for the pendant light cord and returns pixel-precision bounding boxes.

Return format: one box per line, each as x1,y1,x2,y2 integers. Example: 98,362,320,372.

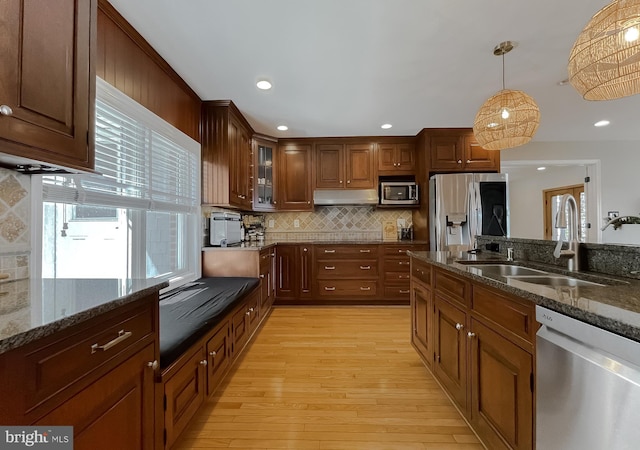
502,52,506,90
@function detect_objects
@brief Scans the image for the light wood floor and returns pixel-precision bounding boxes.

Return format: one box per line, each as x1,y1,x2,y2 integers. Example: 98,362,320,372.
174,307,484,450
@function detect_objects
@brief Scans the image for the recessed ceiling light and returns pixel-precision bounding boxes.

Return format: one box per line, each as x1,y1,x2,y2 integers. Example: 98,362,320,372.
256,80,272,90
381,123,392,129
594,120,610,127
537,166,546,171
276,125,288,131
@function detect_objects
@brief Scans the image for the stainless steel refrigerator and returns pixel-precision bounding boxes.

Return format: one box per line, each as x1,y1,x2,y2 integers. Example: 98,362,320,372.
429,173,509,251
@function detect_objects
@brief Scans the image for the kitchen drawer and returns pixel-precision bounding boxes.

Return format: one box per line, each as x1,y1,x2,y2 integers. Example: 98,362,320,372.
384,257,411,273
471,285,535,346
384,270,410,283
316,259,378,279
315,244,379,258
317,280,378,297
384,285,411,299
434,268,469,307
383,245,412,256
23,302,155,411
411,259,432,286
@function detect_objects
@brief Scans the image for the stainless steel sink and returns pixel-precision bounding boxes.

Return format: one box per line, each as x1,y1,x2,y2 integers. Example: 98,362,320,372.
507,275,604,287
463,264,547,277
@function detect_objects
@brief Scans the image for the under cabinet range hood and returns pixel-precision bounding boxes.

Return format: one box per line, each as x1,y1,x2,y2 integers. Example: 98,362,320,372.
313,189,378,206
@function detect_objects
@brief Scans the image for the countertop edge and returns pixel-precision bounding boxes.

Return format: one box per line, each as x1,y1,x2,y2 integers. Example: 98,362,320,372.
0,281,168,355
408,251,640,343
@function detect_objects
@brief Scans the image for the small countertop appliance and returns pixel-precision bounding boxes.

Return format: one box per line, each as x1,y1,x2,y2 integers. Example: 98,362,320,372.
210,212,242,246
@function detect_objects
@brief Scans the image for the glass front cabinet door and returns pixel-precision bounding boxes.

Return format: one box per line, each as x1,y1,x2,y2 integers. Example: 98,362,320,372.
253,138,276,211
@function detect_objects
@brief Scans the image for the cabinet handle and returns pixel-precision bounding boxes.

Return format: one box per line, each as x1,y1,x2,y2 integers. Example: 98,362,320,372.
200,359,208,366
209,351,217,357
360,286,371,291
457,160,462,164
359,265,371,270
399,289,410,294
271,253,275,257
91,330,132,354
455,323,464,331
324,286,336,291
307,201,311,204
273,200,277,204
147,360,159,370
260,274,265,278
324,266,336,270
467,160,471,163
399,261,410,265
324,249,336,253
246,310,251,315
303,248,308,252
359,249,371,253
467,332,476,338
398,249,406,253
249,307,254,312
347,180,351,184
0,105,13,116
340,180,343,183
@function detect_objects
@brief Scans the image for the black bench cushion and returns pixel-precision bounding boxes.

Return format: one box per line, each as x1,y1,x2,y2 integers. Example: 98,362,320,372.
159,277,259,368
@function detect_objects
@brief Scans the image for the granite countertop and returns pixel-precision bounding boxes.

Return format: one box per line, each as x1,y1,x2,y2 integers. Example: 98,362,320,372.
0,278,169,355
202,239,429,251
408,251,640,343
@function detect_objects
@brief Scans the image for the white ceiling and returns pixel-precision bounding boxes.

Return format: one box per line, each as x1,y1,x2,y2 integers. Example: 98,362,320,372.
107,0,640,143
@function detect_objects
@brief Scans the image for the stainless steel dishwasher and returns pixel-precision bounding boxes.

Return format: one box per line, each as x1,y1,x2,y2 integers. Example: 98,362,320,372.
536,306,640,450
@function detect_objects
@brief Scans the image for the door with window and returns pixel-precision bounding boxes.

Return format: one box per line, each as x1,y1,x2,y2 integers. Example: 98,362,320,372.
543,184,585,241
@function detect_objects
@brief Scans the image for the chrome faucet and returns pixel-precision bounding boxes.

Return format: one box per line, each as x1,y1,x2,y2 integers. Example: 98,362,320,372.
553,193,580,271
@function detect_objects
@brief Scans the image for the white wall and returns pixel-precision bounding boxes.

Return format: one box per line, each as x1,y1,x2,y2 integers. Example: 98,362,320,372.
501,140,640,244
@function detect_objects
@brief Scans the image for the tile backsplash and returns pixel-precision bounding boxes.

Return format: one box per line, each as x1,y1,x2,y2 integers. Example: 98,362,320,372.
0,168,31,282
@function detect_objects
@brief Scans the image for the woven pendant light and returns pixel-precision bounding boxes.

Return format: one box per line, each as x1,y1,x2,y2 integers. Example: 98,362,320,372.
569,0,640,100
473,42,540,150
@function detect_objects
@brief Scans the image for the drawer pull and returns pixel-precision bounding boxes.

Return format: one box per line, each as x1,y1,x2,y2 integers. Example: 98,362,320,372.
360,265,371,270
360,286,371,291
249,308,255,312
200,359,208,366
399,261,410,265
210,351,217,357
467,332,476,339
359,249,371,253
455,323,464,331
147,360,159,370
246,311,251,316
324,266,336,270
324,249,336,253
91,330,132,354
260,274,265,278
399,289,410,294
398,249,406,253
324,286,336,291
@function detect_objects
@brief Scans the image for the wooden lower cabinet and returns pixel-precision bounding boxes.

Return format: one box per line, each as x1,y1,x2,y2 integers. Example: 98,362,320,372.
163,346,207,449
410,281,432,366
275,244,313,302
433,294,468,411
410,257,534,450
470,319,534,450
35,343,156,450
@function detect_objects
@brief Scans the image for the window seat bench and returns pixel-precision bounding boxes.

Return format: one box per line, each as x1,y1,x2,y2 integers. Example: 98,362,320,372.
157,276,270,449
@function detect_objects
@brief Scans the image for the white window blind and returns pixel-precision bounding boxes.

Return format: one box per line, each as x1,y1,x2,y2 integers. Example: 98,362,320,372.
41,77,201,289
43,77,200,213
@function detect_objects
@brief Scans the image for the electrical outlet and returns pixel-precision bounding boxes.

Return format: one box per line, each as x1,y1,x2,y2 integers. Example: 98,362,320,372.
268,219,275,228
294,219,300,228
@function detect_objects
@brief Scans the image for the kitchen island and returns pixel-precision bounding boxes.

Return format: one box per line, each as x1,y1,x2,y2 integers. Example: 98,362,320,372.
408,249,640,450
0,277,167,449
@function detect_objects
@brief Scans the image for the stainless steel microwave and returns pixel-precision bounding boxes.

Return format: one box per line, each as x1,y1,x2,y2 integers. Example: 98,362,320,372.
380,182,419,205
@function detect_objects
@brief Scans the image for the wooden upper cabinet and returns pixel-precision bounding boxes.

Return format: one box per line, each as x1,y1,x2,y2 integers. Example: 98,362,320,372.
345,143,375,188
253,137,277,211
428,129,499,173
378,142,416,175
315,141,375,189
0,0,96,171
315,143,344,189
277,141,313,210
462,134,499,171
202,101,253,209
